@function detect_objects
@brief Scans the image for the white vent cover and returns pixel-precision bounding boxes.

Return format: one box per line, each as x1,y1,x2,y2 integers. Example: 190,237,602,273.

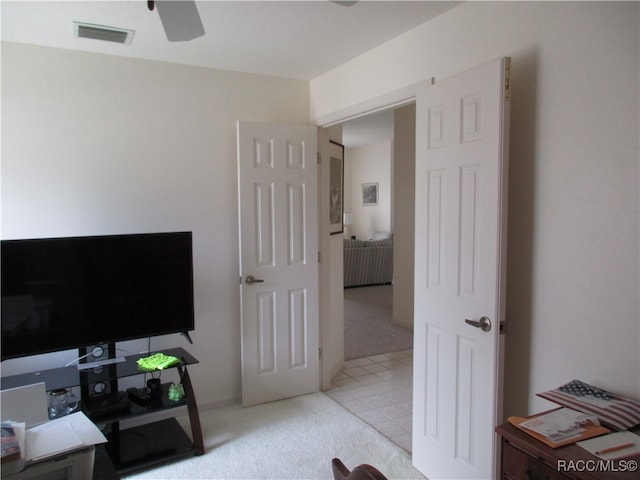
74,22,134,45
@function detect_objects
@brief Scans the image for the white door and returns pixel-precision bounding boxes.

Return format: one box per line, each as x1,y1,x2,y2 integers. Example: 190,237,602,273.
237,121,319,407
412,58,510,479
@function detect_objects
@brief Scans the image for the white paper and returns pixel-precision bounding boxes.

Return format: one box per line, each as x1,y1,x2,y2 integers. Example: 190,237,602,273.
0,382,49,427
26,422,84,461
11,421,26,458
519,408,600,442
24,412,107,463
577,431,640,460
61,411,108,446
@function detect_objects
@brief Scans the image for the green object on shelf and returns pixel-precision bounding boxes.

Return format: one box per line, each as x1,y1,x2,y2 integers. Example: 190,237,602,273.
137,352,181,370
168,383,185,401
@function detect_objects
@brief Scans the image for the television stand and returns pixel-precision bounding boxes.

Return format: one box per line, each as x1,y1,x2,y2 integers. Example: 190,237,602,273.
0,347,204,478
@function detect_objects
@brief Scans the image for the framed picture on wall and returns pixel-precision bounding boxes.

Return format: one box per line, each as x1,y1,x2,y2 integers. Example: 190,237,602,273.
362,182,378,206
329,140,344,235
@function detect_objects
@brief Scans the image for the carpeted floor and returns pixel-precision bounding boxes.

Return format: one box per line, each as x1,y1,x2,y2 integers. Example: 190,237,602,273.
123,392,425,480
344,285,413,360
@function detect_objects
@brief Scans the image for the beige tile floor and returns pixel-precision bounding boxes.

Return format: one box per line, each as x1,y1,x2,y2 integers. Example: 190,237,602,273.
325,349,413,452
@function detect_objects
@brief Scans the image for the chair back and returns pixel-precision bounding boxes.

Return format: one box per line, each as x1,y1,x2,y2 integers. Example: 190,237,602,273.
331,458,389,480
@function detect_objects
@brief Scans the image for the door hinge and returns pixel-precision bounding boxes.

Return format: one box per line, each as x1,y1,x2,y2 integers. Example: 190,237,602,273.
317,151,321,164
500,321,506,335
504,57,511,101
319,348,322,359
318,251,321,263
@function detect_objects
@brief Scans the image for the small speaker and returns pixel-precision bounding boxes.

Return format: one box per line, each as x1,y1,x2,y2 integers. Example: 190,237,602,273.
79,344,119,402
147,378,162,398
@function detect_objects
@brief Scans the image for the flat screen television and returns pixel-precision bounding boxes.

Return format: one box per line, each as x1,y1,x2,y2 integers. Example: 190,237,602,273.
1,231,195,361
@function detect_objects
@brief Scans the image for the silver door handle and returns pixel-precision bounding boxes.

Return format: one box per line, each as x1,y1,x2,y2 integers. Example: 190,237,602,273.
244,275,264,285
464,316,492,332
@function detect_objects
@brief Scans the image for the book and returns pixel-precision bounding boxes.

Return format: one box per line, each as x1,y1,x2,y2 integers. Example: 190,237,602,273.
1,422,21,463
1,421,26,475
508,407,610,448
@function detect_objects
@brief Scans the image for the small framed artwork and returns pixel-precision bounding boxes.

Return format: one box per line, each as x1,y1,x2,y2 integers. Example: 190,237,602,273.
362,182,378,206
329,140,344,235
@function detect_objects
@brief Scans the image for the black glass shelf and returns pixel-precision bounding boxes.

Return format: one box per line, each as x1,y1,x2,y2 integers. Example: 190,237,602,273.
85,382,190,424
107,418,195,475
1,347,198,392
1,347,203,478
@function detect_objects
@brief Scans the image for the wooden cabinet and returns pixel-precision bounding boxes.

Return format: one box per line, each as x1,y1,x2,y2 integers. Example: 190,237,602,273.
501,440,572,480
496,422,640,480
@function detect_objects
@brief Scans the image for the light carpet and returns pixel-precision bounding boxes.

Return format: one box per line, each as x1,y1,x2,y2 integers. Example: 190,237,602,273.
344,285,413,360
123,392,425,480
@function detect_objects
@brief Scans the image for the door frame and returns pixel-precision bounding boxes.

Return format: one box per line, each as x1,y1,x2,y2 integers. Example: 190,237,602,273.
317,80,431,390
317,61,509,478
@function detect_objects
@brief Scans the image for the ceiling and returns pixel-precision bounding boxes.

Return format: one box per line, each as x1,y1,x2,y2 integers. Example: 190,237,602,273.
1,0,458,80
1,1,459,146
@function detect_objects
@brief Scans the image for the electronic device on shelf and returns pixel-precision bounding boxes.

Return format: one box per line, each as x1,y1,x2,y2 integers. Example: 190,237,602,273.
0,231,195,361
126,387,151,407
83,391,131,418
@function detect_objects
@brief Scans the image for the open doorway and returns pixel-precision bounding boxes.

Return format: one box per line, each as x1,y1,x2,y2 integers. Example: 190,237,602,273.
340,106,416,361
325,105,416,452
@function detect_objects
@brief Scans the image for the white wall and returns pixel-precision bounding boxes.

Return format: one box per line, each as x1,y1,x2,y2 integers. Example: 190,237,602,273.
344,142,392,240
311,1,640,416
3,2,638,422
1,42,310,407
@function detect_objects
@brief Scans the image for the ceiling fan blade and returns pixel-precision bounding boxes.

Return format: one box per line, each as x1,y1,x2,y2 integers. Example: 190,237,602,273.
155,0,205,42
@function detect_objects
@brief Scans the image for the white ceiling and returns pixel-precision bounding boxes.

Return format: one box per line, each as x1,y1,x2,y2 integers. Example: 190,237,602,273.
1,1,459,146
1,1,458,80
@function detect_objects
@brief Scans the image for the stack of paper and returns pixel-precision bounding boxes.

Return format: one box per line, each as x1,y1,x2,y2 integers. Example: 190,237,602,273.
577,431,640,460
508,407,610,448
25,412,107,463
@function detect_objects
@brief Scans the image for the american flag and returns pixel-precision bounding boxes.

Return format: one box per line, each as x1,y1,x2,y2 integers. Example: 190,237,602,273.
538,380,640,431
558,379,615,400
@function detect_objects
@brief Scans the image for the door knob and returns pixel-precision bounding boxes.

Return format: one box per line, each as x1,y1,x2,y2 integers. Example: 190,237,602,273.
244,275,264,285
464,316,492,332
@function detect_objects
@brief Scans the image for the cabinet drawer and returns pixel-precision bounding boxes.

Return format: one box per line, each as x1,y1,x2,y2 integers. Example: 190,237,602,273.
502,441,572,480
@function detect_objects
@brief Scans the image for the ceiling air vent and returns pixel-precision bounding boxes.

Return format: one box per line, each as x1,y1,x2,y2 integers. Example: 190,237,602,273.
74,22,134,45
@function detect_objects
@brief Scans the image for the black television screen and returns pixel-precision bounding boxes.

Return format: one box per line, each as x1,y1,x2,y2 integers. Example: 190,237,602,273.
1,232,195,361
